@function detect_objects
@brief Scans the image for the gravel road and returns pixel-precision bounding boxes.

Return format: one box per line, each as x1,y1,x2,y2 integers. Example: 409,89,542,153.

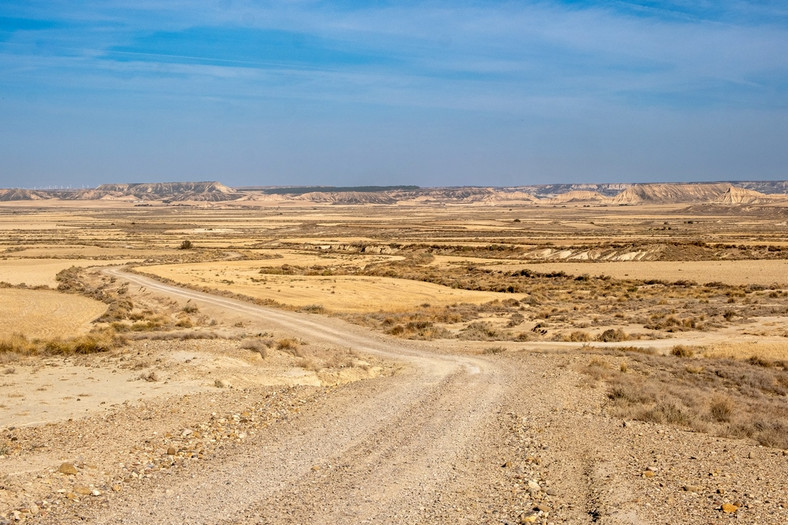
30,269,787,524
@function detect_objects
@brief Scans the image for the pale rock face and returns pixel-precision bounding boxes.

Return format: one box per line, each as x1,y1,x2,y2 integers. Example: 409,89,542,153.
2,180,787,205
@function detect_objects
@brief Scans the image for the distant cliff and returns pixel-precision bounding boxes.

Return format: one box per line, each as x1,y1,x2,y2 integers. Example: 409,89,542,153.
2,180,787,206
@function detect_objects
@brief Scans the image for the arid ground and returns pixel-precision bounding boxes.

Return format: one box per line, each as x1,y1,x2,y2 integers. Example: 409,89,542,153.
0,198,786,524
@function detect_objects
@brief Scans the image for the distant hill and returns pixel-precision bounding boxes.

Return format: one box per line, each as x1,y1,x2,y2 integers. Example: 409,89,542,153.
1,180,787,206
91,181,240,202
546,190,608,204
240,185,420,195
611,183,733,205
718,186,783,205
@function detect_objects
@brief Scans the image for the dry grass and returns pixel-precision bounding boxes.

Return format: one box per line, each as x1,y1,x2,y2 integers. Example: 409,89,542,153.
0,328,125,356
4,204,783,347
581,350,788,449
141,251,788,342
239,338,272,358
671,345,696,358
485,260,788,287
0,259,132,288
276,338,302,355
140,262,513,313
702,341,788,362
0,288,107,340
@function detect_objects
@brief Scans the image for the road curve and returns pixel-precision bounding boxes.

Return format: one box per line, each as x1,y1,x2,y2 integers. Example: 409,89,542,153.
73,268,508,524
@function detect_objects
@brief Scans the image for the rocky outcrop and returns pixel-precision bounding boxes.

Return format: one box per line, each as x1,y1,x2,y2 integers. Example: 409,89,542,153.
612,183,732,205
718,186,779,204
92,181,240,202
546,190,609,204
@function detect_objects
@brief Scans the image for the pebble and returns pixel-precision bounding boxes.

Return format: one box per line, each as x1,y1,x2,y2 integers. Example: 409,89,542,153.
73,485,92,496
721,503,739,514
57,463,78,476
518,512,538,523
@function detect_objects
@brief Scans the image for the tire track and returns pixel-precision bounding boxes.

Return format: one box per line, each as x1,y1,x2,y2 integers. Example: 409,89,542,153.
61,268,507,524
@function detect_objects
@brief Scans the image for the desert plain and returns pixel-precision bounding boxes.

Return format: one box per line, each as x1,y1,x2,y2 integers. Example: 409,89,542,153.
0,185,787,524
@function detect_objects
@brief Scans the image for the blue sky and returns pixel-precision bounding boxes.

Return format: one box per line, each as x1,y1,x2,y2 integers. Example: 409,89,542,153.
1,1,787,188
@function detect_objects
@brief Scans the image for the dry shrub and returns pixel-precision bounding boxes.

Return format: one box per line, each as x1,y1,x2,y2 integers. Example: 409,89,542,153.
483,346,506,355
138,331,218,341
175,316,194,328
299,304,326,314
182,303,199,313
387,324,405,336
0,329,124,356
637,402,690,426
671,345,694,358
298,357,321,372
386,321,449,340
583,350,788,449
324,350,356,369
0,335,37,355
139,370,159,382
584,356,614,381
240,338,271,358
748,355,773,367
566,330,592,342
607,376,656,405
276,338,301,354
460,321,501,341
597,328,627,342
506,312,525,327
749,420,788,449
708,394,734,422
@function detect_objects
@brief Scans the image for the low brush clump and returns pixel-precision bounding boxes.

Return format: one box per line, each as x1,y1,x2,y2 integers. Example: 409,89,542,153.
240,337,273,358
581,350,788,449
0,328,125,356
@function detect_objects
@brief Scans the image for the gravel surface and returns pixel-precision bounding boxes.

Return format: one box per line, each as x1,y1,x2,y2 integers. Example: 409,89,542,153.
3,270,786,524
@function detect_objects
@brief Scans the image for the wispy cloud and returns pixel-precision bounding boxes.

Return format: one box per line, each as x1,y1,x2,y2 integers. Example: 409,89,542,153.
1,1,787,186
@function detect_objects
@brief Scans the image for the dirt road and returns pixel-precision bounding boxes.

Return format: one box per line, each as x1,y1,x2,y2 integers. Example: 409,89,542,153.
31,269,788,524
89,269,509,524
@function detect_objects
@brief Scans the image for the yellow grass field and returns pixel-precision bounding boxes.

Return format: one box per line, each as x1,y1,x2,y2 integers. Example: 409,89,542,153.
141,262,513,312
701,339,788,362
472,259,788,286
0,288,107,339
0,259,131,288
245,250,404,268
